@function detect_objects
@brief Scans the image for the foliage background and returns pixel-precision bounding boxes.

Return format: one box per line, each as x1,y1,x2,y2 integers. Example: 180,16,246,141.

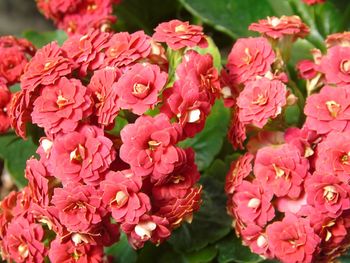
1,0,350,262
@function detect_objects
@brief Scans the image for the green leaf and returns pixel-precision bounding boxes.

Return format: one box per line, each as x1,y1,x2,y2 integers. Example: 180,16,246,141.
179,100,230,171
168,158,232,252
105,233,137,263
179,0,290,38
184,246,218,263
0,133,37,187
114,0,180,34
284,104,301,126
22,30,67,48
216,235,263,263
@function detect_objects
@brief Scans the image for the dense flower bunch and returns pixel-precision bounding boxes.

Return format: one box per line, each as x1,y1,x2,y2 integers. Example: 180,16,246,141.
224,18,350,263
1,19,220,261
0,36,35,134
36,0,121,35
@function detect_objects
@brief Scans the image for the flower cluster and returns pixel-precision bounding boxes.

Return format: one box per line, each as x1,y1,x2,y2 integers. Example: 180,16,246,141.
36,0,121,35
1,19,219,261
222,15,308,149
225,18,350,263
0,36,35,134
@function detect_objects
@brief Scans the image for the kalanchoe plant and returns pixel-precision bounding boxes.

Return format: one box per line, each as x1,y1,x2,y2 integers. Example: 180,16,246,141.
0,15,220,261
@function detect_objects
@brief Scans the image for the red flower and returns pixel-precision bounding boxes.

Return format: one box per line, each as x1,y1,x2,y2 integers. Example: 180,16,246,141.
48,238,103,263
32,77,93,135
50,125,116,185
88,67,121,127
62,29,111,76
266,214,320,263
101,170,151,224
1,216,47,263
303,0,325,5
155,186,202,228
0,48,28,85
226,37,275,85
249,16,310,40
304,86,350,135
233,180,275,227
227,108,247,150
120,114,184,182
225,153,254,195
121,214,171,248
320,45,350,86
104,31,152,68
152,148,200,201
21,42,72,93
237,78,287,128
254,144,309,199
316,132,350,182
25,158,51,206
305,173,350,217
0,83,11,134
116,63,167,115
153,19,208,50
240,224,272,258
52,183,106,233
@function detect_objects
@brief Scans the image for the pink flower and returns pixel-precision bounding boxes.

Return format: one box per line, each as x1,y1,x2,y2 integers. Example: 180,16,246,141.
161,80,212,138
320,45,350,86
1,216,47,263
153,19,208,50
240,224,272,258
121,214,171,248
233,180,274,227
62,29,111,76
116,63,167,115
21,42,72,93
101,170,151,224
266,214,320,263
32,77,93,135
305,172,350,217
48,238,103,263
104,31,152,68
284,127,319,158
51,183,106,233
254,144,309,199
296,60,318,80
303,0,325,5
176,50,220,104
249,16,310,40
316,132,350,182
246,131,285,155
120,114,184,182
226,37,275,85
326,32,350,48
49,125,116,185
225,153,254,195
88,67,121,127
0,83,11,134
0,48,28,85
237,78,287,128
304,86,350,135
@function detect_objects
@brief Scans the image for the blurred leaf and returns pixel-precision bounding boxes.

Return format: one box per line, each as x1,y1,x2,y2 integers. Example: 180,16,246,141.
169,158,232,252
179,0,290,38
179,100,230,171
0,133,37,187
184,246,217,263
313,1,343,37
193,37,222,70
22,30,67,48
137,243,185,263
105,233,137,263
216,235,263,263
114,0,180,34
284,105,301,126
